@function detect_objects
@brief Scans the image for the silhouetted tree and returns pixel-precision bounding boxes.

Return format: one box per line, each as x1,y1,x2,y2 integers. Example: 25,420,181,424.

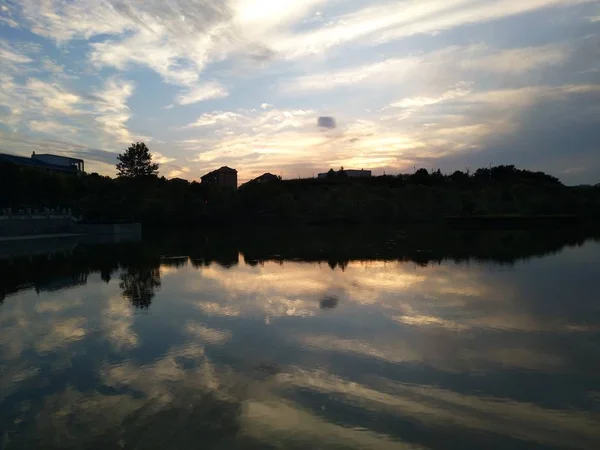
116,142,159,178
410,168,432,186
450,170,469,184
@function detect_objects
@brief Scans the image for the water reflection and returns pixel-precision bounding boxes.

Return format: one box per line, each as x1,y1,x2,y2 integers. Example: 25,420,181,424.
1,228,599,449
119,267,161,309
320,295,339,310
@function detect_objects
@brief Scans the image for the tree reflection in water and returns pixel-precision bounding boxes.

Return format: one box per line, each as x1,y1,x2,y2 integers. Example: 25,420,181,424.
119,267,161,309
1,227,598,309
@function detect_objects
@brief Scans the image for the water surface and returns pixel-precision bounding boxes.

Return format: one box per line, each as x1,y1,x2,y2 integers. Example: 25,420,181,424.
1,229,599,449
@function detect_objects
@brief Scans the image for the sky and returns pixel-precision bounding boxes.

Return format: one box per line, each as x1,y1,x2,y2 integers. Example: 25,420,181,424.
0,0,599,184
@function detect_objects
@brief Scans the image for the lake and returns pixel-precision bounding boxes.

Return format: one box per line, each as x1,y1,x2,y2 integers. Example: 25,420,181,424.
1,228,599,450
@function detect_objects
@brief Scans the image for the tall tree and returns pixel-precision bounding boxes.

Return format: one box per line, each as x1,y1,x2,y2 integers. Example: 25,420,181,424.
116,142,159,178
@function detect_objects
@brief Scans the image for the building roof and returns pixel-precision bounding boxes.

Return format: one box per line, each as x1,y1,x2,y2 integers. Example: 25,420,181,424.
33,153,84,163
240,172,280,188
201,166,238,179
0,153,80,172
170,177,189,183
0,153,41,167
215,166,237,173
256,172,279,179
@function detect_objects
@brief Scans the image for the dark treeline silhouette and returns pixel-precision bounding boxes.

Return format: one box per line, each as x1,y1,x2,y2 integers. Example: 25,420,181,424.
2,160,600,226
2,227,598,306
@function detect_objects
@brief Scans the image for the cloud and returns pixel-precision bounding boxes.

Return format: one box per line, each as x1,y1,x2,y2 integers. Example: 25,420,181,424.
184,111,244,128
15,0,235,111
387,82,472,109
103,296,138,350
1,0,599,182
283,42,571,94
317,116,336,129
186,322,231,344
180,114,424,182
282,57,419,92
460,44,569,74
174,82,228,106
29,120,78,135
0,2,20,28
275,369,600,448
183,108,315,132
167,166,191,178
0,39,33,65
19,0,586,97
24,79,82,115
176,81,600,183
152,151,176,164
89,32,202,87
430,84,600,183
74,148,120,166
92,77,138,144
269,0,595,58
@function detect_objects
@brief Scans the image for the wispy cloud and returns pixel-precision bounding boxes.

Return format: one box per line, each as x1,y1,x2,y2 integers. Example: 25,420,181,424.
25,79,82,115
174,82,229,106
387,82,473,109
460,44,569,74
0,40,32,65
184,111,244,128
283,42,571,94
29,120,78,135
92,78,137,144
269,0,595,58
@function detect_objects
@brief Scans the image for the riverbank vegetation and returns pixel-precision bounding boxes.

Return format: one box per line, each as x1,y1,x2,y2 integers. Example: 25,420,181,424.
1,144,599,226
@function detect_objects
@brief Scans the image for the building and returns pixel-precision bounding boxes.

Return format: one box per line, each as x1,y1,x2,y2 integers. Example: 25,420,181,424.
200,166,238,189
239,172,281,188
0,151,84,174
317,169,372,179
343,169,372,178
31,152,84,172
252,173,281,184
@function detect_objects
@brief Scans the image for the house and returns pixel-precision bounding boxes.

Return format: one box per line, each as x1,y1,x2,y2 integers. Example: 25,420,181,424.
201,166,238,189
0,151,84,174
317,169,372,179
239,172,281,188
251,173,281,184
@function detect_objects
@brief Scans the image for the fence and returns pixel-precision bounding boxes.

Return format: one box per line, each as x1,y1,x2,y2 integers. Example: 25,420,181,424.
0,207,80,220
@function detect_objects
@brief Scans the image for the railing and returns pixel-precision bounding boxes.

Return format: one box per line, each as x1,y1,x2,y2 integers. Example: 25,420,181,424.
0,208,80,221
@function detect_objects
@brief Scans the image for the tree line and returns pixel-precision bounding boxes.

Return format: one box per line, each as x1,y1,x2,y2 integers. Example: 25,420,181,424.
1,142,600,226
